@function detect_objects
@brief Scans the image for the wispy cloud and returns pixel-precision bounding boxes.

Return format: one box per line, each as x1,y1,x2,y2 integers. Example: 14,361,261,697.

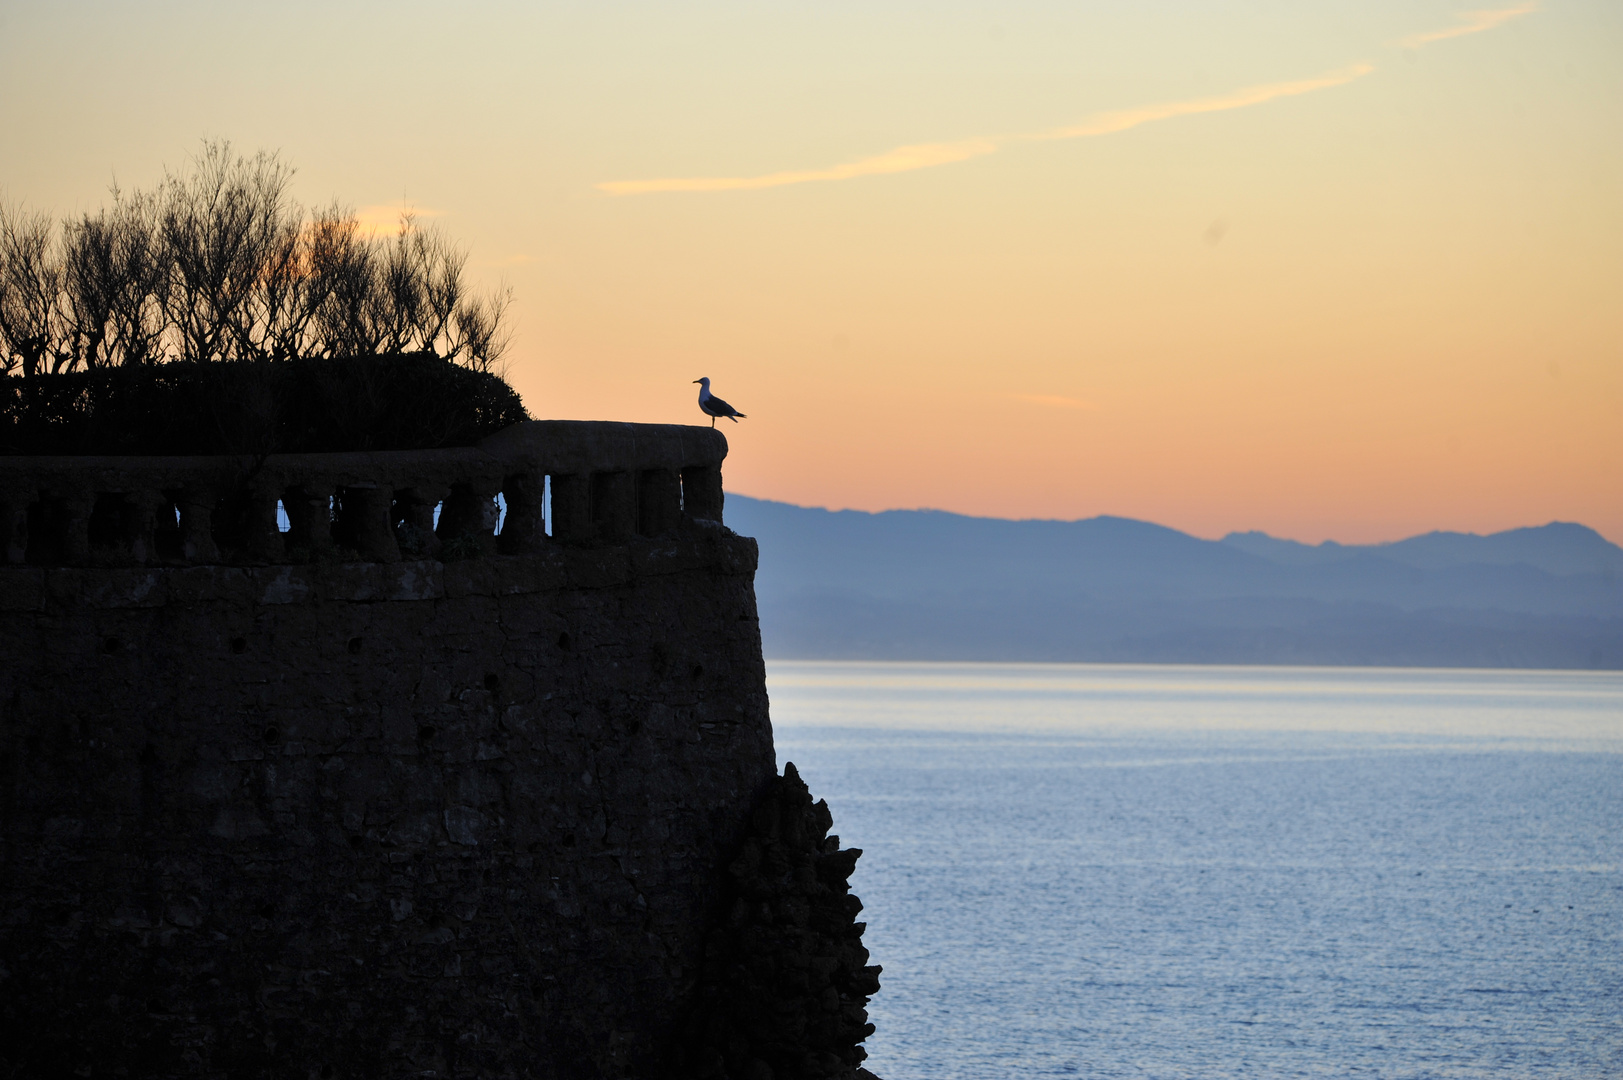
597,3,1536,198
598,66,1370,196
1027,64,1373,142
354,202,442,236
1394,3,1538,50
597,139,997,195
1007,393,1099,411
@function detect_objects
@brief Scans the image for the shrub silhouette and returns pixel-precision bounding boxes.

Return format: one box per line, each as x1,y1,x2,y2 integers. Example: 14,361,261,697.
0,353,528,455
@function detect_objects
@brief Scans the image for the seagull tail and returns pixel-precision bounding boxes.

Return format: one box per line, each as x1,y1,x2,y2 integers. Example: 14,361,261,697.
729,412,745,422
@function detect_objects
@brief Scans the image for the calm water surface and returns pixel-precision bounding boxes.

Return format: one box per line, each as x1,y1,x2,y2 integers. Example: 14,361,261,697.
766,663,1623,1080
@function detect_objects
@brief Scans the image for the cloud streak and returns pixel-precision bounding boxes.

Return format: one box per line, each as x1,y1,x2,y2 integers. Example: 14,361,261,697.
598,66,1370,196
1394,3,1538,50
598,139,998,195
597,4,1537,197
1027,64,1372,142
354,202,442,236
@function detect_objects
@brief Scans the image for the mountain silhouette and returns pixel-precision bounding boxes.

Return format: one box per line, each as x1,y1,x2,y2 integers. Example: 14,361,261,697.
729,496,1623,669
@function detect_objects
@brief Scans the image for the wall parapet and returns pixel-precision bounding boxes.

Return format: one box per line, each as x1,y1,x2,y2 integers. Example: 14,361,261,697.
0,420,727,567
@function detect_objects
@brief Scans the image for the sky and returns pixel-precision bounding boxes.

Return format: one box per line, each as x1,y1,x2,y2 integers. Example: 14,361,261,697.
2,0,1619,544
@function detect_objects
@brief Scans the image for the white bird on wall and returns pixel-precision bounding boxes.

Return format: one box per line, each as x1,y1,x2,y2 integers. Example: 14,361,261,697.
693,377,746,427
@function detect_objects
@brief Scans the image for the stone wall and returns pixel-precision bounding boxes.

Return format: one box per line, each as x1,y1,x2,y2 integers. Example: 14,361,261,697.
0,524,779,1077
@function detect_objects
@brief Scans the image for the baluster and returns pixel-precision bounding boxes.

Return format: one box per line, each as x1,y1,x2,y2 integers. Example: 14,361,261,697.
284,484,335,557
498,471,547,555
176,488,219,564
591,471,634,543
438,480,501,555
338,484,399,562
680,465,724,524
120,490,167,566
395,485,446,560
239,480,287,563
637,468,681,537
0,486,32,565
52,489,94,565
548,473,591,545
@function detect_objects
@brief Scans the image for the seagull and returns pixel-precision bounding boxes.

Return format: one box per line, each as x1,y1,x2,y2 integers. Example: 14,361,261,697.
693,377,746,427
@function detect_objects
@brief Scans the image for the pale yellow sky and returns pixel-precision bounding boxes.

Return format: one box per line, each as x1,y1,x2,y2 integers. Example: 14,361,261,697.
2,0,1618,542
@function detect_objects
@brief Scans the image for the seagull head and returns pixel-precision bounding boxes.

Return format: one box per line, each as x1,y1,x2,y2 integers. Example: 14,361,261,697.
693,377,709,386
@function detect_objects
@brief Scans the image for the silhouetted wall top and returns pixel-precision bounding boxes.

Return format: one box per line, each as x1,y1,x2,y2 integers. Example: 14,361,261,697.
0,420,727,567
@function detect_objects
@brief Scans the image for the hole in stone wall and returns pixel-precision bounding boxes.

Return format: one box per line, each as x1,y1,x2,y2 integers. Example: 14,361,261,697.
432,500,444,530
155,499,184,561
561,832,577,848
484,673,501,692
494,492,507,535
543,474,553,537
690,663,704,680
275,499,291,533
101,637,121,655
556,631,572,651
230,636,247,654
417,725,436,742
347,636,363,654
262,726,280,745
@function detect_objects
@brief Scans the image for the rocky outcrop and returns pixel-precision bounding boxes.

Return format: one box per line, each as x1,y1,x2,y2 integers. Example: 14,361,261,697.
678,763,883,1080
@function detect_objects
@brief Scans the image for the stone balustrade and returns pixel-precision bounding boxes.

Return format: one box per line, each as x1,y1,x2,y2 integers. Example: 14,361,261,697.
0,420,727,567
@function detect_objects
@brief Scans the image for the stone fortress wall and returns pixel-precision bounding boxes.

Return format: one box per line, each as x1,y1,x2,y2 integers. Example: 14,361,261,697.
0,423,877,1079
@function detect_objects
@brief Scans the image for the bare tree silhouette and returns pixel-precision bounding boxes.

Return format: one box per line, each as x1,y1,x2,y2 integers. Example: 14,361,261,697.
0,140,512,374
0,206,65,377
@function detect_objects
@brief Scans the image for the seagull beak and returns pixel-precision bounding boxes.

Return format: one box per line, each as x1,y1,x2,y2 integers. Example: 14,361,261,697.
692,379,702,384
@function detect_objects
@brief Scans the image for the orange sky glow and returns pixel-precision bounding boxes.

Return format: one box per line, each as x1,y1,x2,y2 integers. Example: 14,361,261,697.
2,0,1618,543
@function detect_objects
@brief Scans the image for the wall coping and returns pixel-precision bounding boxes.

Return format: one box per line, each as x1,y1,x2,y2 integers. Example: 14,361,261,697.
0,420,729,568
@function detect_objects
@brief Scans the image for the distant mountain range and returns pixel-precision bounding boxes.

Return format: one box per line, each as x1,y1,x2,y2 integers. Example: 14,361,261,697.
726,496,1623,669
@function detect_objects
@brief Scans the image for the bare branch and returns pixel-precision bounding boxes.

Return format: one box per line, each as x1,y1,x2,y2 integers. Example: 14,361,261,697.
0,204,66,376
450,285,513,372
161,139,295,361
5,143,516,377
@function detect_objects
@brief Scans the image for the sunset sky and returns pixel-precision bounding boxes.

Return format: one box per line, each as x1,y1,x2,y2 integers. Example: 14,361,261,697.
2,1,1618,543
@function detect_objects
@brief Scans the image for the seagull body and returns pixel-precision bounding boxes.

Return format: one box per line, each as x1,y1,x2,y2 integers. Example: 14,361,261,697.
693,377,746,427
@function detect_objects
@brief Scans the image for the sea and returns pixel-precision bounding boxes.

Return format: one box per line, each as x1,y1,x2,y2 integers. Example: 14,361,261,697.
766,662,1623,1080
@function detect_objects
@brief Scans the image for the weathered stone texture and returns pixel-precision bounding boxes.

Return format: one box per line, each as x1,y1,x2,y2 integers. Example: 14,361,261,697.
679,764,882,1080
0,524,775,1078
